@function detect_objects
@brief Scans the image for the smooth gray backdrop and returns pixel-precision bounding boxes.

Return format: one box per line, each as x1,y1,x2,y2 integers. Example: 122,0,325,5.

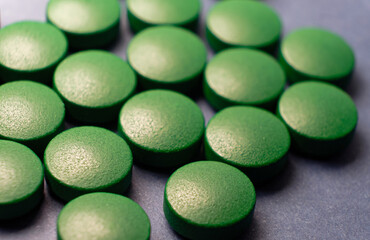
0,0,369,239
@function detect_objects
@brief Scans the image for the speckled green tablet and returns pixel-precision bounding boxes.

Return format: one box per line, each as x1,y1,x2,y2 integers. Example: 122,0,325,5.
54,50,136,123
164,161,256,240
0,140,43,220
118,90,204,168
205,106,290,182
0,81,65,155
44,126,133,202
47,0,120,49
279,28,355,87
57,192,150,240
0,21,67,83
278,81,357,156
206,1,281,52
127,0,201,32
127,26,207,93
204,48,286,111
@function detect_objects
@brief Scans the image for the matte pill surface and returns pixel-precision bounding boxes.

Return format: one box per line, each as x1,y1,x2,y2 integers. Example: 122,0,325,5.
47,0,120,49
278,81,358,156
0,81,65,155
57,192,150,240
279,28,355,87
164,161,256,240
44,126,133,202
127,0,201,32
0,140,43,220
0,21,67,83
204,48,286,111
206,1,281,52
54,50,137,123
205,106,290,182
118,90,204,168
127,26,207,93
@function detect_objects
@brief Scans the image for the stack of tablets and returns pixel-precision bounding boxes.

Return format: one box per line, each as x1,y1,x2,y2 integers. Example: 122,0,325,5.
0,0,358,239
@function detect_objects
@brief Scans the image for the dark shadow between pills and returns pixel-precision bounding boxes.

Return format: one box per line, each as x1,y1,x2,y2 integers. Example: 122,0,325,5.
103,23,127,53
45,182,66,206
254,156,294,194
64,115,118,132
46,178,132,205
131,149,203,175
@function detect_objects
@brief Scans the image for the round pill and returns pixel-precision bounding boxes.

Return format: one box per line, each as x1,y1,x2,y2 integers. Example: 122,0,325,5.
279,28,355,87
206,1,281,52
47,0,121,49
164,161,256,240
0,21,67,84
277,81,358,156
118,90,204,168
127,0,201,32
44,126,133,202
0,140,43,220
204,48,286,111
127,26,207,94
205,106,290,182
57,192,150,240
0,81,65,155
54,50,137,123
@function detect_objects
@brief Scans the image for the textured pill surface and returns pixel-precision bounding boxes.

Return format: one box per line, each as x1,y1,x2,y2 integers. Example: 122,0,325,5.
57,192,150,240
127,26,207,93
118,89,204,168
0,21,67,83
127,0,201,32
44,126,133,202
47,0,120,49
279,28,355,87
0,140,43,220
0,81,65,155
205,106,290,182
164,161,256,240
54,50,136,123
204,48,286,111
278,81,358,156
206,1,281,52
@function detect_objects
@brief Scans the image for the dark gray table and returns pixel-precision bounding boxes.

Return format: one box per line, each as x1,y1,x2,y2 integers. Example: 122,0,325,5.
1,0,369,239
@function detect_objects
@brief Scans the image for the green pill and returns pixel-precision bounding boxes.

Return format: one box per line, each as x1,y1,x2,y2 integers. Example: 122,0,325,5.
205,106,290,182
57,192,150,240
0,81,65,155
0,140,43,220
0,21,67,84
206,1,281,52
47,0,121,49
277,81,358,156
127,0,201,32
54,50,136,123
118,90,204,168
279,28,355,88
44,126,133,202
127,26,207,94
204,48,286,111
164,161,256,240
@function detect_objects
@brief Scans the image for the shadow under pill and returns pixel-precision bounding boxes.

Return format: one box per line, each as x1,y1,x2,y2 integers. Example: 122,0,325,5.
239,217,261,240
310,131,364,168
0,196,44,231
346,69,364,99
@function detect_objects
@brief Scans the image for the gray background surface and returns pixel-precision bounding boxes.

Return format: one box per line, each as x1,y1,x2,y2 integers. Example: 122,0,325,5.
0,0,369,239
